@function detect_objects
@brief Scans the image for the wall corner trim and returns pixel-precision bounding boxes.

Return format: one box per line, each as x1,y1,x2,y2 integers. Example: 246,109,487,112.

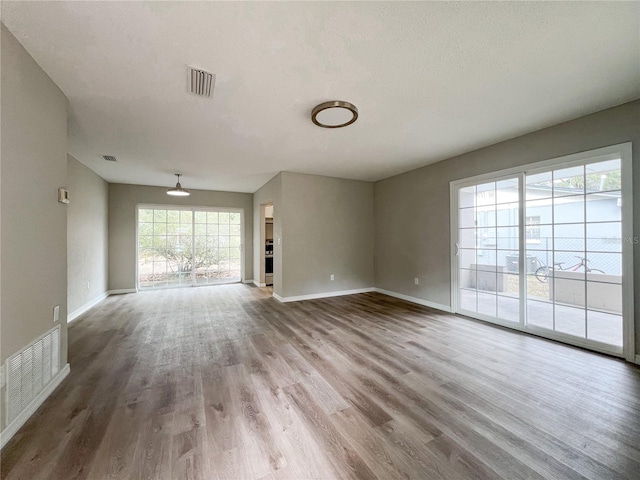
273,288,375,303
107,288,137,295
0,363,70,450
373,288,453,313
67,292,109,323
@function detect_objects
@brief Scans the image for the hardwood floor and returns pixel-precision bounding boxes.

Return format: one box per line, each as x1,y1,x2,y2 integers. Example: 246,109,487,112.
2,284,640,479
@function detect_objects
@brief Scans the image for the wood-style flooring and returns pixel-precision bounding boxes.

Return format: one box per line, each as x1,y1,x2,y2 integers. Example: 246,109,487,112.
2,285,640,479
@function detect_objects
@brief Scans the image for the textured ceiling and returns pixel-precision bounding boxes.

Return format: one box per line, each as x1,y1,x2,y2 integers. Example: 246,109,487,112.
2,1,639,193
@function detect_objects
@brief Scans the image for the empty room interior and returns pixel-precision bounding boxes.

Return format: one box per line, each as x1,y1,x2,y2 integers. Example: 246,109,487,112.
2,2,640,479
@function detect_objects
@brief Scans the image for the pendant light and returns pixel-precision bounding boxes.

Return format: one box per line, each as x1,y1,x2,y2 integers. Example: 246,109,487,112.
167,174,190,196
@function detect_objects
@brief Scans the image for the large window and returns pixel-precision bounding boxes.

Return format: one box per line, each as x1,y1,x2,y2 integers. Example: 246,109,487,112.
452,143,633,359
137,206,242,289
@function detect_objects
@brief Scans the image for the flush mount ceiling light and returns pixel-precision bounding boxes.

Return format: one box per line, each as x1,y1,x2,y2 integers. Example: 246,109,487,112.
167,174,190,196
311,101,358,128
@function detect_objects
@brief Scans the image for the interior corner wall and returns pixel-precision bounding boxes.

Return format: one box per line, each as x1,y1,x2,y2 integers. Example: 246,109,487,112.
108,183,253,291
253,173,282,295
67,155,109,316
281,172,374,298
373,100,640,352
1,22,69,426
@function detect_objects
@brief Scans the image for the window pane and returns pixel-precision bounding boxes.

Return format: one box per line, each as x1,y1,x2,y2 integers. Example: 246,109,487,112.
154,210,167,222
554,223,584,252
554,304,585,338
585,159,621,192
180,210,192,224
459,228,476,248
586,193,621,222
554,195,584,224
195,211,207,223
526,199,552,225
229,212,241,224
587,222,621,253
459,208,476,229
553,166,584,197
476,182,496,206
526,171,552,201
167,210,180,223
496,203,518,227
496,178,518,204
459,185,476,209
139,209,154,222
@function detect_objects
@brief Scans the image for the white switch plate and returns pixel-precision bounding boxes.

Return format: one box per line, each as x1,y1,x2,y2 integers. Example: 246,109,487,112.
53,305,60,322
330,274,335,281
414,277,419,285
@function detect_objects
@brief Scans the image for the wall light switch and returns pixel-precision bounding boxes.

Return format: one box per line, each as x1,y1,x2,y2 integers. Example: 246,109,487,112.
330,274,335,281
414,277,419,285
53,305,60,322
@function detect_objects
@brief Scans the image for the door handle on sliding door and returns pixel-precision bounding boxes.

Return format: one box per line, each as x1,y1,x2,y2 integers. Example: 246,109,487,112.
455,243,460,255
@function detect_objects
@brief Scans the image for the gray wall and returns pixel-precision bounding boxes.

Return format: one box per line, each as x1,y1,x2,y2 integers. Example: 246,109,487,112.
1,23,69,402
109,183,253,291
281,172,374,298
67,155,109,315
374,100,640,352
253,174,282,296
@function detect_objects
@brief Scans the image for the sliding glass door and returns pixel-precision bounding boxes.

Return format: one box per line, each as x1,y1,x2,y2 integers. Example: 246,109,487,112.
457,176,522,325
137,206,243,289
452,144,632,357
524,160,623,347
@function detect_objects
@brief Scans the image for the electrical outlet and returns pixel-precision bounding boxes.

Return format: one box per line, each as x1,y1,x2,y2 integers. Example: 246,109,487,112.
330,274,335,281
414,277,419,285
53,305,60,322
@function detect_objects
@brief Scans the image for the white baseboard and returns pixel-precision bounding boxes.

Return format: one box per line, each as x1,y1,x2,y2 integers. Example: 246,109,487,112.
243,279,254,284
1,363,70,450
373,288,452,313
67,292,109,323
108,288,137,295
273,287,375,303
254,280,267,287
634,355,640,365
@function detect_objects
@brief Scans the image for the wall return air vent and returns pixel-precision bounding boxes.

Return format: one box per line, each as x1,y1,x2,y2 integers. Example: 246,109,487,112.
188,67,215,98
100,155,117,162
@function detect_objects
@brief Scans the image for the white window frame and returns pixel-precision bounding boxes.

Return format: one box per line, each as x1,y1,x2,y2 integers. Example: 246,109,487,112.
136,204,245,290
450,143,634,361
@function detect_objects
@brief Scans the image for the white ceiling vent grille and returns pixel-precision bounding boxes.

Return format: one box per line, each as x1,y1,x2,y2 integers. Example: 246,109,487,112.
100,155,117,162
189,67,215,98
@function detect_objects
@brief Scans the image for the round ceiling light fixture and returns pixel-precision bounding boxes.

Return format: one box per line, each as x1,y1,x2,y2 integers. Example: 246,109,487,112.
167,173,190,196
311,101,358,128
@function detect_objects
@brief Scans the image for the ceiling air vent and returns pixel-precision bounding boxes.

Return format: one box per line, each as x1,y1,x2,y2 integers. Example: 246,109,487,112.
188,67,215,98
100,155,117,162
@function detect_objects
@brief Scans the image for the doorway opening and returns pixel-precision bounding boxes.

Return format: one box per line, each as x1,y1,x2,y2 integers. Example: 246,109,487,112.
260,203,274,287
